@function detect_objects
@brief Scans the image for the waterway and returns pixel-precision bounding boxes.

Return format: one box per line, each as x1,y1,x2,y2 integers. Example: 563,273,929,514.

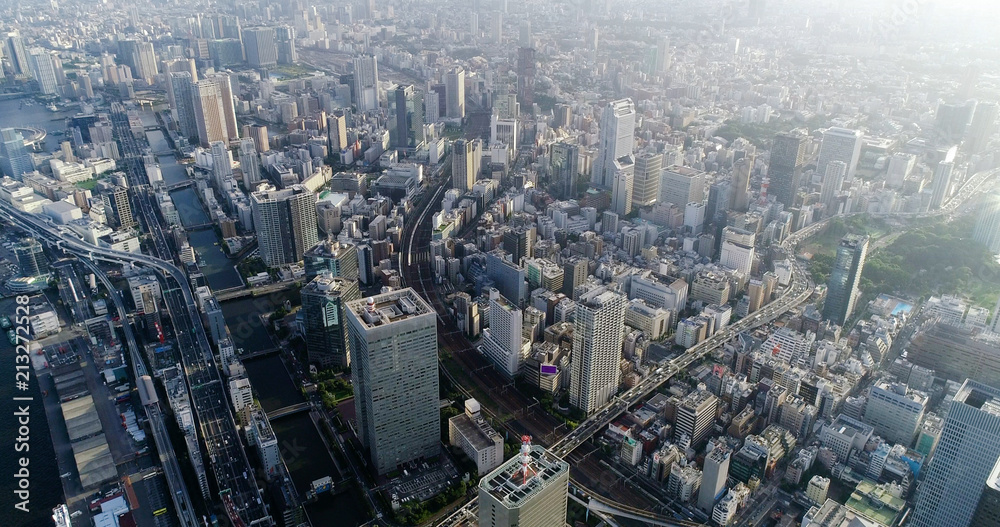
220,291,300,351
0,297,62,527
0,96,78,155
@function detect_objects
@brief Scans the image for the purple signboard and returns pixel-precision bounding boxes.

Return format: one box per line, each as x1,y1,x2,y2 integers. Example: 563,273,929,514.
540,364,559,375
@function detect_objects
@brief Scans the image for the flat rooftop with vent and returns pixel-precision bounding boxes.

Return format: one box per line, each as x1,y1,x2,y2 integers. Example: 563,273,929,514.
348,287,433,328
478,439,570,527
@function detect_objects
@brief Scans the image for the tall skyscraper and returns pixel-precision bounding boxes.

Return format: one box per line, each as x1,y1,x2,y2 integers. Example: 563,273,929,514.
516,47,536,110
445,67,466,119
660,165,706,207
730,156,753,212
816,127,863,182
550,142,580,199
480,288,525,377
209,141,232,188
28,48,58,95
972,457,1000,527
168,72,198,141
353,55,380,112
966,102,999,156
632,152,663,208
569,288,626,415
193,79,229,147
303,240,359,281
248,124,270,153
593,99,636,188
477,438,570,527
5,33,30,75
243,27,278,68
452,139,476,192
0,128,34,179
302,271,361,369
116,38,158,84
250,185,319,267
391,84,424,149
929,161,955,210
910,380,1000,527
102,186,136,230
720,227,755,276
935,100,976,144
346,289,440,475
611,156,635,216
327,114,347,155
973,192,1000,254
822,234,869,326
819,160,847,216
208,72,239,141
699,446,731,513
237,139,261,189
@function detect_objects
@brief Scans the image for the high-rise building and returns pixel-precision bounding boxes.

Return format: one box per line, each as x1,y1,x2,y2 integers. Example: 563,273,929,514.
168,72,198,141
353,55,380,112
819,160,847,215
478,438,570,527
116,39,158,84
675,389,718,446
815,127,863,182
863,381,927,447
517,47,536,110
562,258,588,298
973,192,1000,254
452,139,476,192
660,165,706,207
822,234,869,326
767,132,806,210
248,124,269,153
243,27,278,68
0,128,34,179
593,99,636,188
569,288,625,415
237,139,261,189
102,186,135,230
209,141,233,188
193,79,229,147
730,156,753,212
5,33,30,75
720,227,755,276
303,239,359,281
275,25,296,65
502,227,534,266
302,272,361,369
935,100,976,144
14,238,48,277
632,152,663,208
346,289,440,475
966,102,999,155
390,84,424,149
550,142,580,199
208,72,239,141
251,185,319,267
445,67,466,119
611,156,635,216
480,289,525,377
972,457,1000,527
28,48,59,95
929,161,955,210
698,446,730,513
910,380,1000,527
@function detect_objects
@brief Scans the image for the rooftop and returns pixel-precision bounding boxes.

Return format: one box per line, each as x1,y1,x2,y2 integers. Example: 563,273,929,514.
450,412,502,452
479,445,568,509
347,288,433,329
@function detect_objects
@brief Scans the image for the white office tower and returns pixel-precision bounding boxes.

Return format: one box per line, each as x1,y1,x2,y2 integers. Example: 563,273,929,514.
446,67,466,119
660,165,706,208
719,227,755,276
353,55,380,112
208,72,239,141
611,156,635,216
819,160,847,216
699,446,731,513
910,380,1000,527
243,27,278,68
238,139,261,188
28,48,59,95
570,288,626,415
973,192,1000,254
633,152,663,207
480,289,526,377
478,437,570,527
250,184,319,267
816,127,863,182
209,141,233,189
593,98,636,188
193,79,229,147
346,289,440,475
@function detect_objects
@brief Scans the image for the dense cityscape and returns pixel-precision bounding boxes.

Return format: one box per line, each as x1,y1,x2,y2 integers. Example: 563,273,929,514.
1,1,1000,527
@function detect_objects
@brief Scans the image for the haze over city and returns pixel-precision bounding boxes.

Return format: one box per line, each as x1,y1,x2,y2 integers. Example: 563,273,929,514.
2,1,1000,527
